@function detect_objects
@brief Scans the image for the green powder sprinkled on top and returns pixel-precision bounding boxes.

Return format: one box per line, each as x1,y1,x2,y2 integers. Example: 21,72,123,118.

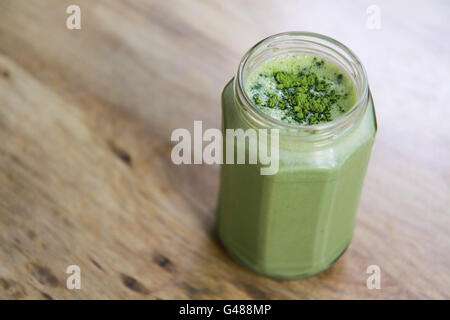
245,54,356,125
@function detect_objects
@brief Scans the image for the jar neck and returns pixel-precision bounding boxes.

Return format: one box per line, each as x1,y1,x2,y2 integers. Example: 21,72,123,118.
234,31,369,143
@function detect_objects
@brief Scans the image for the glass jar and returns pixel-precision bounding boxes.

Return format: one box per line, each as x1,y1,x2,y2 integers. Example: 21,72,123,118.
217,32,377,279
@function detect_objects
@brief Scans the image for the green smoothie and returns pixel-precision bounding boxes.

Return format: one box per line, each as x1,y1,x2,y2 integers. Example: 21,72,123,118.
217,36,377,279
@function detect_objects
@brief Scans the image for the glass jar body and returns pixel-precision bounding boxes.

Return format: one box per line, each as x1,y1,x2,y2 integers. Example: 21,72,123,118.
217,78,377,279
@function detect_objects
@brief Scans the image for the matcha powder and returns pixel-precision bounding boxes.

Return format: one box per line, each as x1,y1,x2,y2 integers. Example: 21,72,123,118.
245,54,356,125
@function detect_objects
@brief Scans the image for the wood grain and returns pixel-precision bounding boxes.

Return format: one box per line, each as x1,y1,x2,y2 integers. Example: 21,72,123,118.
0,0,449,299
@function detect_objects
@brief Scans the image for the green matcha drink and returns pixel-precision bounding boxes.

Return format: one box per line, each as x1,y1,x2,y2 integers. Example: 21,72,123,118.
217,32,377,279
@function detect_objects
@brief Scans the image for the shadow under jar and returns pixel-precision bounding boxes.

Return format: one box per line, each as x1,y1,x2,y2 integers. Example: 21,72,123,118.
217,32,377,279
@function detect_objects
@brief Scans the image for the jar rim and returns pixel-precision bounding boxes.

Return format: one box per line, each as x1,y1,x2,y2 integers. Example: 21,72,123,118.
235,31,369,134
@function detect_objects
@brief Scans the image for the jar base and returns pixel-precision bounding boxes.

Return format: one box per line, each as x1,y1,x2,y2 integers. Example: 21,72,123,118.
218,232,351,280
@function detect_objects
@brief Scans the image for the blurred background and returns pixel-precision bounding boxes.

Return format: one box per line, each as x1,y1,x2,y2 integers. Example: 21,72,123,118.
0,0,449,299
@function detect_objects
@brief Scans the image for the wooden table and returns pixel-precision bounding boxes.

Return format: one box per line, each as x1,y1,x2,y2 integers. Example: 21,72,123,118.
0,0,449,299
